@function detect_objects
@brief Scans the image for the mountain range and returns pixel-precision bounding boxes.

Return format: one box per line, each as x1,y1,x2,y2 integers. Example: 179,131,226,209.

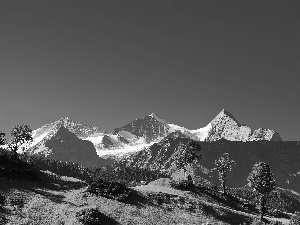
27,109,282,160
20,109,300,195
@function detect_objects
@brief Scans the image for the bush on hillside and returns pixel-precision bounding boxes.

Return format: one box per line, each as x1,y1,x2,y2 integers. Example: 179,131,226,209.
85,179,132,202
75,208,115,225
170,179,194,191
290,211,300,225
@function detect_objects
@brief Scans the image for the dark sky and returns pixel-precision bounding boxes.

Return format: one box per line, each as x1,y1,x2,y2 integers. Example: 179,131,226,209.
0,1,299,140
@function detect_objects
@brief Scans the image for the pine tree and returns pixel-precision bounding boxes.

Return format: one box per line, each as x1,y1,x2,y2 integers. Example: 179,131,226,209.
212,153,235,194
247,162,276,221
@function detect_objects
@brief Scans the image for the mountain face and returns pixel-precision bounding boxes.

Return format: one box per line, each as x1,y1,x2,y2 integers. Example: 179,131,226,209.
116,134,300,193
113,113,169,142
204,109,282,142
24,117,112,167
27,126,112,168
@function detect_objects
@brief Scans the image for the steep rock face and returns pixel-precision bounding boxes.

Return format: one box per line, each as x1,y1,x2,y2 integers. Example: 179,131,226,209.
28,126,112,168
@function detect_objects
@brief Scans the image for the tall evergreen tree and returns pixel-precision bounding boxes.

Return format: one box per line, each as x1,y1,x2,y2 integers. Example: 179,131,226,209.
212,153,235,194
247,162,276,221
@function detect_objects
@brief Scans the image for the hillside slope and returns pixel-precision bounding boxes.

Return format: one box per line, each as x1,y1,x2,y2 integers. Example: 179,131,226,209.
117,135,300,193
0,172,292,225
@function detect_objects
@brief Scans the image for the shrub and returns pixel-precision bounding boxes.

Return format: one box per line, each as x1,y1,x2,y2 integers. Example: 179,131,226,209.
170,179,194,191
85,179,132,201
75,208,104,225
290,211,300,225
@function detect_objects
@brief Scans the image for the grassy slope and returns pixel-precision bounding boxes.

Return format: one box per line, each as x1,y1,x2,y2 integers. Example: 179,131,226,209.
0,172,292,225
0,171,215,225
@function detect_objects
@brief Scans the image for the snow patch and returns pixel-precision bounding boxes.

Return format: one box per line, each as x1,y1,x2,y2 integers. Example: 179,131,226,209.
83,135,105,144
30,132,49,148
167,124,188,133
190,123,212,141
96,142,154,157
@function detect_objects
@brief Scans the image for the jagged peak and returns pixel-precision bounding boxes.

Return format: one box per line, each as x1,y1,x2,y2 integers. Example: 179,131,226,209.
211,109,240,125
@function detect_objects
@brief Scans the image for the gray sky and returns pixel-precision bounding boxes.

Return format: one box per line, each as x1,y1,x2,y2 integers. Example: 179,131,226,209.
0,1,299,140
